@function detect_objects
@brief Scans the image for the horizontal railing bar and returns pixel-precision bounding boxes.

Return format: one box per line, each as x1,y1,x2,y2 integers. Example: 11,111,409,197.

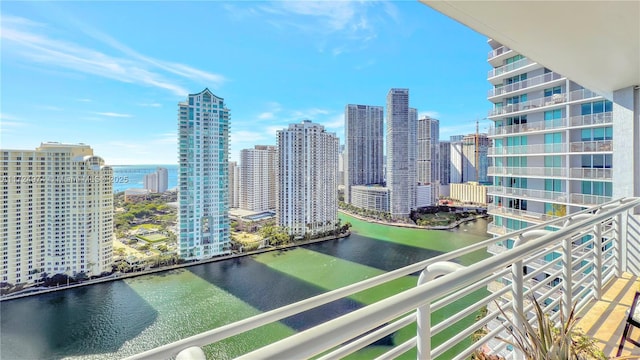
316,312,416,360
460,325,509,360
431,290,501,335
375,337,416,360
432,313,490,359
131,198,639,360
432,269,507,312
237,198,640,359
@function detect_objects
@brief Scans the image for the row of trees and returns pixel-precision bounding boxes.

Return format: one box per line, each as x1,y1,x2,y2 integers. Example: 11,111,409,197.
338,201,394,221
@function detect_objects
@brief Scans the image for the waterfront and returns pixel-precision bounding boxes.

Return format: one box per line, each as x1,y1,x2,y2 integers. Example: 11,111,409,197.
0,214,490,359
111,165,178,193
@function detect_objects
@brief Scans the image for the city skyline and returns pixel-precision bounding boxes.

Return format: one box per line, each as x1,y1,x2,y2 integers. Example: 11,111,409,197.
1,1,490,165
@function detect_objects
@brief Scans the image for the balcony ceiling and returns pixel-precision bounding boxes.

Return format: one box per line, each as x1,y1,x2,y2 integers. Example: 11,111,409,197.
419,1,640,100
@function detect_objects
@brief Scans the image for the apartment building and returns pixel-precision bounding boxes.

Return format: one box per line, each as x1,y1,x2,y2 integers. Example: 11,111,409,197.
386,89,417,218
229,161,240,209
240,145,277,212
485,41,614,236
1,142,113,285
417,116,440,205
344,104,384,204
277,120,339,237
143,167,168,193
178,88,230,260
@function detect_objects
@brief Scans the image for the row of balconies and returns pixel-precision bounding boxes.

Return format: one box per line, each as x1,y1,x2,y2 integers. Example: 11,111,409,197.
488,140,613,155
488,166,612,180
488,88,601,117
488,186,612,206
488,112,613,136
487,204,559,223
488,57,535,79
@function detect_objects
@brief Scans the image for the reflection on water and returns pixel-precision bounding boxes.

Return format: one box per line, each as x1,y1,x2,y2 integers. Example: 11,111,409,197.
0,217,489,359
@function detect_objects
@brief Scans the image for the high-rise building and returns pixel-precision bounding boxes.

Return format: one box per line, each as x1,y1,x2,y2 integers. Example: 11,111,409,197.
1,142,113,285
277,120,338,237
439,140,451,185
344,104,384,204
229,161,240,209
386,89,417,218
417,116,440,205
486,42,613,236
240,145,277,212
143,167,168,193
462,133,490,183
449,133,490,184
178,88,230,260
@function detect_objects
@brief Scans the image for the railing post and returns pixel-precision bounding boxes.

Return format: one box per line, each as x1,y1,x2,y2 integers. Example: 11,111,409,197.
562,235,573,317
615,213,623,277
593,222,603,299
511,230,550,360
416,262,465,360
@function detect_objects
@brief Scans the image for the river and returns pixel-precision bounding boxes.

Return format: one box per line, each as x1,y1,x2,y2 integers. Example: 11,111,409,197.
0,214,490,360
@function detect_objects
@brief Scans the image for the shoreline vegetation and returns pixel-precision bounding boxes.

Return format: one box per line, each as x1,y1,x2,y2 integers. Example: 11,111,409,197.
338,204,489,230
0,231,351,302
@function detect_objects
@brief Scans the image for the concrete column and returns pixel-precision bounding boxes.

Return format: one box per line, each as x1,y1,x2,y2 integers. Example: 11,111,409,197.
612,86,640,274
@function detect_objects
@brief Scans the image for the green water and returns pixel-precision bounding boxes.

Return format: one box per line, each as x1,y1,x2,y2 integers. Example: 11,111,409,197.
1,214,490,359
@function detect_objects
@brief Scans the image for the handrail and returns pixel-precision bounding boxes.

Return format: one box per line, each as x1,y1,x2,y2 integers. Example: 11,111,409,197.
237,198,639,359
127,197,640,360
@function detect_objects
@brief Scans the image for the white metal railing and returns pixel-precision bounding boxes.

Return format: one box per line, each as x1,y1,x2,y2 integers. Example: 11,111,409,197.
488,88,602,117
488,72,563,98
487,45,511,60
126,198,640,360
570,167,613,180
487,186,568,203
488,112,612,137
488,57,535,78
569,140,613,152
487,204,559,223
570,193,613,206
488,166,567,178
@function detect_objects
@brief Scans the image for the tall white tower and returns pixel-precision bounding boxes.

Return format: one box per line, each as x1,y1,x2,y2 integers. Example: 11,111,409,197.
240,145,278,212
386,88,417,217
277,120,339,237
344,104,384,204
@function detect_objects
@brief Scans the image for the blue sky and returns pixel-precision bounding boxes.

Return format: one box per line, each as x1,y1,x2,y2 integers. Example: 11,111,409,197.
1,1,491,165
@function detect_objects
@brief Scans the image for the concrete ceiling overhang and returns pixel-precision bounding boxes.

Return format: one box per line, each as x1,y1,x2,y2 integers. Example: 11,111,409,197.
420,0,640,100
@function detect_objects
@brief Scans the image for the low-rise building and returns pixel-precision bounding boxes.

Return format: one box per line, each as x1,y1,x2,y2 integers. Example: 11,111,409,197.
450,182,488,206
351,185,390,213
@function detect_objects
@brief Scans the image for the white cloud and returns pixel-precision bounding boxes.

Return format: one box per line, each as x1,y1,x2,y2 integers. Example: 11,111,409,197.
291,108,330,119
139,103,162,108
320,113,344,130
36,105,64,111
94,112,133,118
0,14,226,96
226,1,388,55
258,112,276,120
419,111,441,119
76,98,93,102
151,132,176,145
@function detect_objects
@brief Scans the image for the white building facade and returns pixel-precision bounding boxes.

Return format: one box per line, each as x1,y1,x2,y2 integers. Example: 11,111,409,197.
485,42,613,235
344,104,384,204
350,185,390,213
178,88,230,260
277,121,339,237
143,167,168,193
229,161,240,209
386,89,417,218
240,145,277,212
1,143,113,285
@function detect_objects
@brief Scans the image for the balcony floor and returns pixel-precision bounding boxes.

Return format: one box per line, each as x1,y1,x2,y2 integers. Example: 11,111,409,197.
576,272,640,358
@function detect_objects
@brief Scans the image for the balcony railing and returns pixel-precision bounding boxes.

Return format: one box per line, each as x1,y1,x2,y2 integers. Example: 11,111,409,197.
570,140,613,153
487,45,511,60
488,112,612,137
487,186,567,202
570,193,613,206
570,167,613,180
488,57,535,78
488,204,559,223
488,166,567,178
489,89,603,117
126,198,640,360
488,71,563,98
